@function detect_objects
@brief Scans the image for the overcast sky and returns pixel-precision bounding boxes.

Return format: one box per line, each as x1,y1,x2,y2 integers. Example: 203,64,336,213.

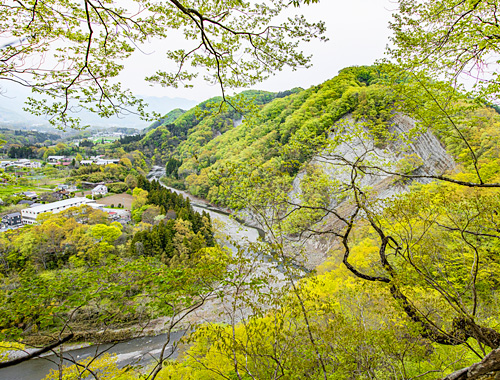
0,0,396,123
123,0,396,101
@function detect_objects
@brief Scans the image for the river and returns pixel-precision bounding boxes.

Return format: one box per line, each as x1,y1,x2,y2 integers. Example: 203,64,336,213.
0,331,186,380
149,167,308,273
0,167,279,380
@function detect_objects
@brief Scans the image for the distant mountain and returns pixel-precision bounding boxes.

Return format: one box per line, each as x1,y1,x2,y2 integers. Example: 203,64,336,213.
141,96,198,116
0,127,62,147
0,105,37,124
70,96,198,129
0,84,198,129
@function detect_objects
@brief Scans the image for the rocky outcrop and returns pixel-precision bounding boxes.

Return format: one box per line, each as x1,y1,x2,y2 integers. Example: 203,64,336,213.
288,113,456,269
149,112,456,271
392,114,455,175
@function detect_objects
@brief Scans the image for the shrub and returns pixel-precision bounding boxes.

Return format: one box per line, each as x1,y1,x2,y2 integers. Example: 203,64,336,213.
108,182,128,194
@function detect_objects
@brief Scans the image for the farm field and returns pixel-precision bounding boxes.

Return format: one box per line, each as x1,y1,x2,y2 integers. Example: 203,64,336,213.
0,184,53,198
96,193,133,209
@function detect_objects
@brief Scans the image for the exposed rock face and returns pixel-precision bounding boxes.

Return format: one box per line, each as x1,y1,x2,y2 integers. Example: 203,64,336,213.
150,112,456,271
392,114,455,176
288,113,456,269
233,116,244,128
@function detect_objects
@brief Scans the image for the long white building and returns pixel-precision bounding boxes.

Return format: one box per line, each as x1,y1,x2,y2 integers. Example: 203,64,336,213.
21,197,97,225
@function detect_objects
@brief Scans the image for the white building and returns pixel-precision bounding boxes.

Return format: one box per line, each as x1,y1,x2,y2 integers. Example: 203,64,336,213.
80,158,119,166
95,159,119,166
47,156,65,163
92,185,108,196
28,161,42,168
56,184,78,192
21,197,96,225
0,160,42,169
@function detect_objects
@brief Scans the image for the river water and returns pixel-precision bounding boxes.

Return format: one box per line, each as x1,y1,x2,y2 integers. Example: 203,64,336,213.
1,168,276,380
0,331,186,380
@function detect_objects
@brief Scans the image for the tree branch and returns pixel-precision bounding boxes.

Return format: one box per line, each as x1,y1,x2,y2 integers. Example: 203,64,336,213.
0,334,74,369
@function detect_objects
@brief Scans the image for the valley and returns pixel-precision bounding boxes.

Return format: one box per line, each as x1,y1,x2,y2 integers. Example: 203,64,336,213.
1,12,500,376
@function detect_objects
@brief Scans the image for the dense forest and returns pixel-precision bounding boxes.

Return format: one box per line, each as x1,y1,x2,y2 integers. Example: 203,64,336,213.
0,129,62,158
0,178,217,347
111,65,500,379
2,66,500,380
115,90,297,167
0,129,61,146
130,178,214,261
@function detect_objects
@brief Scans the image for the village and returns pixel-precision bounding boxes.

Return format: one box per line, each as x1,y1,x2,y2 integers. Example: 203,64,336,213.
0,155,120,169
0,183,131,231
0,154,135,231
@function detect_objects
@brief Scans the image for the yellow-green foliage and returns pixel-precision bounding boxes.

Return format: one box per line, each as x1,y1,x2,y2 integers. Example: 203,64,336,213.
69,150,148,184
0,341,25,362
0,205,114,273
147,178,500,380
157,66,391,203
42,353,141,380
160,65,500,208
443,106,500,180
151,259,478,380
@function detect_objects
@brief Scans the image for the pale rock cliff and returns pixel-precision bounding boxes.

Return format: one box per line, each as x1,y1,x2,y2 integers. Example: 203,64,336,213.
287,113,456,269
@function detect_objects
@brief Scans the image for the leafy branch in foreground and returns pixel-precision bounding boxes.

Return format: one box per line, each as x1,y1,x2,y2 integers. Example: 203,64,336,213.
0,0,326,128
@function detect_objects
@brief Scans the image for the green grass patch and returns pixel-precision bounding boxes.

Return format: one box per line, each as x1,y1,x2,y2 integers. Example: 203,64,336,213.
0,185,42,197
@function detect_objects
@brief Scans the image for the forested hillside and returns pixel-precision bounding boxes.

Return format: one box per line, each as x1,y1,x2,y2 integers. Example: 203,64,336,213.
1,64,498,380
154,66,500,204
117,90,286,167
0,129,61,152
1,67,500,380
148,67,374,197
116,65,500,380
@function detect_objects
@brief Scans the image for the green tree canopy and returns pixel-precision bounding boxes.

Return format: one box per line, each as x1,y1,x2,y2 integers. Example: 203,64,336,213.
89,224,122,244
0,0,326,128
389,0,500,103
